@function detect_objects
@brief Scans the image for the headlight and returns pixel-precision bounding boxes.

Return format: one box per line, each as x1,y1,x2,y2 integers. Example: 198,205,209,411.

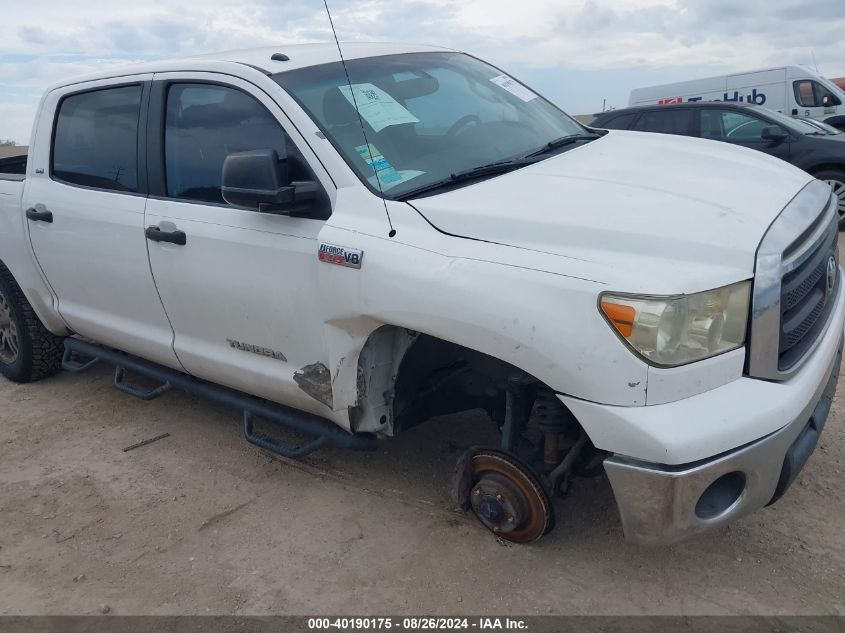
599,281,751,367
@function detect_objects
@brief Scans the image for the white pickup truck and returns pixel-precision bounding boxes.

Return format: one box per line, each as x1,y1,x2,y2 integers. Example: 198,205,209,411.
1,44,843,545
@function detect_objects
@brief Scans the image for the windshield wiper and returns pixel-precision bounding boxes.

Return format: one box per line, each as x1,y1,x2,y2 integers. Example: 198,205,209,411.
523,133,601,158
395,157,536,200
395,132,604,201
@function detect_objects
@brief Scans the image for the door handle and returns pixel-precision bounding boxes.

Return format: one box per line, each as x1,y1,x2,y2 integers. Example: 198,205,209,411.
145,225,187,246
25,208,53,223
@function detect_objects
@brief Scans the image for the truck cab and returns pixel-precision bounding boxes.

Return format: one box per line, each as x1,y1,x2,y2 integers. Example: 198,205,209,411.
1,45,843,545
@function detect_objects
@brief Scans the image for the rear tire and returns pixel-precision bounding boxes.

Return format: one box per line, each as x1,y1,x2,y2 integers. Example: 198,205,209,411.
0,266,64,383
815,169,845,229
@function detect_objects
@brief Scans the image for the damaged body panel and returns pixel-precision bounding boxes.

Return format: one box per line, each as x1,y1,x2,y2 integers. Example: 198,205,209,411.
293,362,334,409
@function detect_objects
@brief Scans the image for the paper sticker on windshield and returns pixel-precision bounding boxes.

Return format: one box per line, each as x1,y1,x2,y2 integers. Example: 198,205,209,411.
353,143,422,190
489,74,538,102
339,83,420,132
355,143,392,172
368,169,424,191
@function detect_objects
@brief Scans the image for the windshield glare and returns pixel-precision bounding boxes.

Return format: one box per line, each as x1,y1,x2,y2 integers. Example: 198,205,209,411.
274,52,585,198
750,105,836,135
799,118,842,135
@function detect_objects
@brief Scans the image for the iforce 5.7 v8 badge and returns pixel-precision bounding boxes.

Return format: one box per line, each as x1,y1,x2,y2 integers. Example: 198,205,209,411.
318,243,363,269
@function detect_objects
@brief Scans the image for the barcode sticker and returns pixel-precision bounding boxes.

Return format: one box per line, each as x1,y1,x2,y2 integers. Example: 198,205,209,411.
339,83,420,132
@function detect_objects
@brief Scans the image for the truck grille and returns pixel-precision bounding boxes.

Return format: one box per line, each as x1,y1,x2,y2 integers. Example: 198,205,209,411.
778,219,839,370
747,179,838,381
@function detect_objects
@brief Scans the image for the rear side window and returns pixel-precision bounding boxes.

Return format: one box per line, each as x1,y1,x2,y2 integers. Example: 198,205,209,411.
597,112,638,130
164,83,290,204
52,85,142,192
633,109,691,136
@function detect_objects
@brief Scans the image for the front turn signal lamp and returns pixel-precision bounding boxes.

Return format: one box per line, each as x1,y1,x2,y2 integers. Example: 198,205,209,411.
599,281,751,367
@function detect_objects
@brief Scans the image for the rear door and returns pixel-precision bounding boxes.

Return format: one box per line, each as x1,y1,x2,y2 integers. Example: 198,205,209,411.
143,73,335,414
22,77,181,368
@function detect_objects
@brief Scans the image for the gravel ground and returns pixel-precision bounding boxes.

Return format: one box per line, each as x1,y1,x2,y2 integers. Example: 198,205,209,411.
1,271,844,617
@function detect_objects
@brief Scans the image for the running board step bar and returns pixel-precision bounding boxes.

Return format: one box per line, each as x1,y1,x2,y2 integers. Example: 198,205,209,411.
113,366,172,401
244,411,328,459
62,338,378,459
62,345,100,373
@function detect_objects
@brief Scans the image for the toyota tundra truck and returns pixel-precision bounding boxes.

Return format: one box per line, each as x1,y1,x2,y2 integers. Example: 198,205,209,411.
1,44,842,545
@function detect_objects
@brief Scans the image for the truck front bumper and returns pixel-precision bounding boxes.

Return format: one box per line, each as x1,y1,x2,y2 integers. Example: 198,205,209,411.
602,338,841,545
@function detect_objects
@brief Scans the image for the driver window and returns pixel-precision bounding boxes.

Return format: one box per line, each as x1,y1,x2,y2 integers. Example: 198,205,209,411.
793,80,842,108
164,83,310,204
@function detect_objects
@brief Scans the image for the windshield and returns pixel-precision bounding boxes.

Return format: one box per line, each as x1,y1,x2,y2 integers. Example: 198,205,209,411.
749,105,838,135
274,52,586,199
797,118,842,135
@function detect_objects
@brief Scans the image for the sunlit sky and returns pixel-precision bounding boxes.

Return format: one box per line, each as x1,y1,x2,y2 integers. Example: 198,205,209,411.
3,0,845,143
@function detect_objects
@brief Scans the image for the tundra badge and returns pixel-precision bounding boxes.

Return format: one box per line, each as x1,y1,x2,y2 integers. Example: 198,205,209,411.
226,339,287,362
318,243,363,269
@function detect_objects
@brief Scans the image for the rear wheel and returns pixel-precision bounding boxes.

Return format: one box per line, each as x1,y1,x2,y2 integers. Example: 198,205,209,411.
0,267,64,383
816,169,845,229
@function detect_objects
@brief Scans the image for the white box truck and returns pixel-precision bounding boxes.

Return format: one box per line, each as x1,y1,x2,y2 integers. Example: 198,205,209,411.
630,66,845,130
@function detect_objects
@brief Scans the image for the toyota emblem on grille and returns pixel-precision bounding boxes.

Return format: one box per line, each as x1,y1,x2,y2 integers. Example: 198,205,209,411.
825,256,837,304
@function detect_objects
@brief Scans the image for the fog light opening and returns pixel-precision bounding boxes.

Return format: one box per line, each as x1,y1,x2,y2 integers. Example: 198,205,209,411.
695,471,746,520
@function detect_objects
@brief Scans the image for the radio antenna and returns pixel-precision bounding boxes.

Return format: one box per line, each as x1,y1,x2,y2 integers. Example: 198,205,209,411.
322,0,396,237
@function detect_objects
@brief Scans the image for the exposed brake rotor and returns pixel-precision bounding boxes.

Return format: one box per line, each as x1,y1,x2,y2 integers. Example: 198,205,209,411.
462,448,555,543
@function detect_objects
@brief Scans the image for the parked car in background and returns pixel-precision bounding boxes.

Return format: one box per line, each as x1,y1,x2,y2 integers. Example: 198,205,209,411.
592,102,845,227
629,66,845,131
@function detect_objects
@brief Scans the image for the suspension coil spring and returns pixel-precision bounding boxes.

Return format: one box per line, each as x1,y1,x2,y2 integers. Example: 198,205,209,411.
531,389,575,472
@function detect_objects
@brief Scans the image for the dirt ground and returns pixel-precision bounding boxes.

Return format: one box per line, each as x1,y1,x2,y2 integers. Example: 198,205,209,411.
2,301,845,617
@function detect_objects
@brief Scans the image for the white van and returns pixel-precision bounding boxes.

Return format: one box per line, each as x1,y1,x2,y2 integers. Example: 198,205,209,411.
630,66,845,130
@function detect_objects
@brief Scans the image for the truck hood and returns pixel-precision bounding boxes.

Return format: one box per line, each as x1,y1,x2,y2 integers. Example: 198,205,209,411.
409,130,814,280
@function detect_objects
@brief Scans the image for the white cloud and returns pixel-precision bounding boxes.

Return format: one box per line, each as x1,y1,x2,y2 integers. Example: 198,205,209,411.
2,0,845,142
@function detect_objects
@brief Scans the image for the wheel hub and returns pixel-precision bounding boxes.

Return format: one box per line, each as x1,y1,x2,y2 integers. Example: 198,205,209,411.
0,290,19,365
471,472,528,535
467,450,554,543
824,179,845,221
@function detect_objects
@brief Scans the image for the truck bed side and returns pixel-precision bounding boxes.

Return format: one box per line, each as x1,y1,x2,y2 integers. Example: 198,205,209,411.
0,166,69,336
0,152,27,177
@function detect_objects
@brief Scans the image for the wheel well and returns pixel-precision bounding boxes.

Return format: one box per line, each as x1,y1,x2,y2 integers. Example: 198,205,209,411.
808,163,845,178
391,332,522,432
353,325,589,443
0,258,23,296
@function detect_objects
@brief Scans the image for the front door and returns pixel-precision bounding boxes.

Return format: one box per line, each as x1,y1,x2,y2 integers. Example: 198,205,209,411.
143,74,334,414
791,79,841,120
23,77,181,368
698,108,791,163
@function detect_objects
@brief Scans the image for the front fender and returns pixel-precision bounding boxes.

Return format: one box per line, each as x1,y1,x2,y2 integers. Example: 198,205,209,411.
316,202,650,420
